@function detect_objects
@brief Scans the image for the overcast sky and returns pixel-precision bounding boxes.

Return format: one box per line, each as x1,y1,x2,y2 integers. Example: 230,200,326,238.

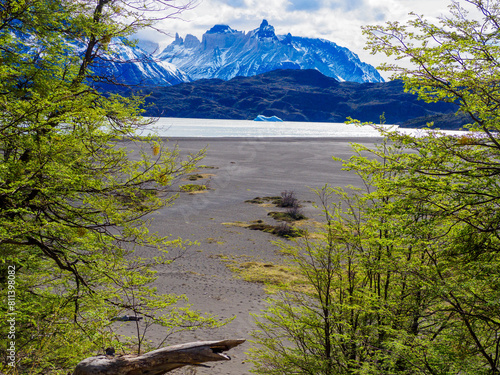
136,0,454,77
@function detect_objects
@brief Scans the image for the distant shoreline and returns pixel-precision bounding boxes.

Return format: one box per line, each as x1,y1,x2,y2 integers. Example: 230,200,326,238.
162,136,384,142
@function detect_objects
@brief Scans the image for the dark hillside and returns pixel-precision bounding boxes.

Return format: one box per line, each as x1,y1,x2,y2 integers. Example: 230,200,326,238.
138,69,470,129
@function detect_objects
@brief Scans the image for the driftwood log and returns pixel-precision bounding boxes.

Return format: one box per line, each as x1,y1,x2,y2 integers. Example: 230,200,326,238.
73,339,245,375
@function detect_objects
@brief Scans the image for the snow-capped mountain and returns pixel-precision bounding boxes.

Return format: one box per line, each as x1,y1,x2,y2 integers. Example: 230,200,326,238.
91,39,190,88
157,20,384,83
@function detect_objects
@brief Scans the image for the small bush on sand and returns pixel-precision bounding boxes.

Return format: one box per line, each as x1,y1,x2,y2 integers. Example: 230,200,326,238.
273,222,304,238
278,190,298,208
286,204,306,220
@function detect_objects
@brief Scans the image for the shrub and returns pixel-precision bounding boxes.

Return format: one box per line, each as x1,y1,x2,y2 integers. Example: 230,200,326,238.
286,204,306,220
273,222,297,238
279,190,298,208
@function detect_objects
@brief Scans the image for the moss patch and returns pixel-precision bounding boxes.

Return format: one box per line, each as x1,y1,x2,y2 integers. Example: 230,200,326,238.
223,220,304,238
197,165,219,169
213,254,308,293
248,223,275,232
250,222,305,238
186,174,204,181
268,211,307,222
222,221,252,228
179,184,207,193
230,261,300,287
245,196,281,205
184,173,215,181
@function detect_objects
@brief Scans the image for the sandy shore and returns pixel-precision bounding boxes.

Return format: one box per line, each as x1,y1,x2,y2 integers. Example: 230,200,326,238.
117,137,382,374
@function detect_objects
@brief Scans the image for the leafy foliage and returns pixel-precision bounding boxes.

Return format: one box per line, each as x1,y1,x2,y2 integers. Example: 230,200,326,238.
250,1,500,374
0,0,223,374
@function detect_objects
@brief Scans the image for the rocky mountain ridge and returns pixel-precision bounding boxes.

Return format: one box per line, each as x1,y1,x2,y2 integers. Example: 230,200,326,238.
156,20,384,84
91,39,189,88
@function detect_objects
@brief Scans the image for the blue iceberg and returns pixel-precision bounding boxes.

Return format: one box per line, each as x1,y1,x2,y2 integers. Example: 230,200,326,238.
254,115,284,122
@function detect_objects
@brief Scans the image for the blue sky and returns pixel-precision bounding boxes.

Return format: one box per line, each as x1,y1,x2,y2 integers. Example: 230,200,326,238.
136,0,453,75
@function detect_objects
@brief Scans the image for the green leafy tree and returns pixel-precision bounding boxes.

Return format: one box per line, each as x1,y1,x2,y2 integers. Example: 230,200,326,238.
0,0,223,374
360,1,500,370
249,187,389,375
250,1,500,374
250,173,438,375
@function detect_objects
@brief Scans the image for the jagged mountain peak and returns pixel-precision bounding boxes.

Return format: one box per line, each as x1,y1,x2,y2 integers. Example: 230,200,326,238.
184,34,201,48
171,32,183,45
157,20,384,83
207,24,238,34
254,19,278,41
91,37,191,89
281,32,293,45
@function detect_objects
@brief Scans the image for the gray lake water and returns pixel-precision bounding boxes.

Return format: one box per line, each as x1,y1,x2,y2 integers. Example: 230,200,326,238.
142,117,467,138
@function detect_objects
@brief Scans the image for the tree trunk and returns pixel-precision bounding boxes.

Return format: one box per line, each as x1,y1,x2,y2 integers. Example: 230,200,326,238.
73,339,245,375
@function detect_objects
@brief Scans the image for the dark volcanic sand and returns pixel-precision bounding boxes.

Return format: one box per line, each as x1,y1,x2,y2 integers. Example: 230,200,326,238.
115,137,381,375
